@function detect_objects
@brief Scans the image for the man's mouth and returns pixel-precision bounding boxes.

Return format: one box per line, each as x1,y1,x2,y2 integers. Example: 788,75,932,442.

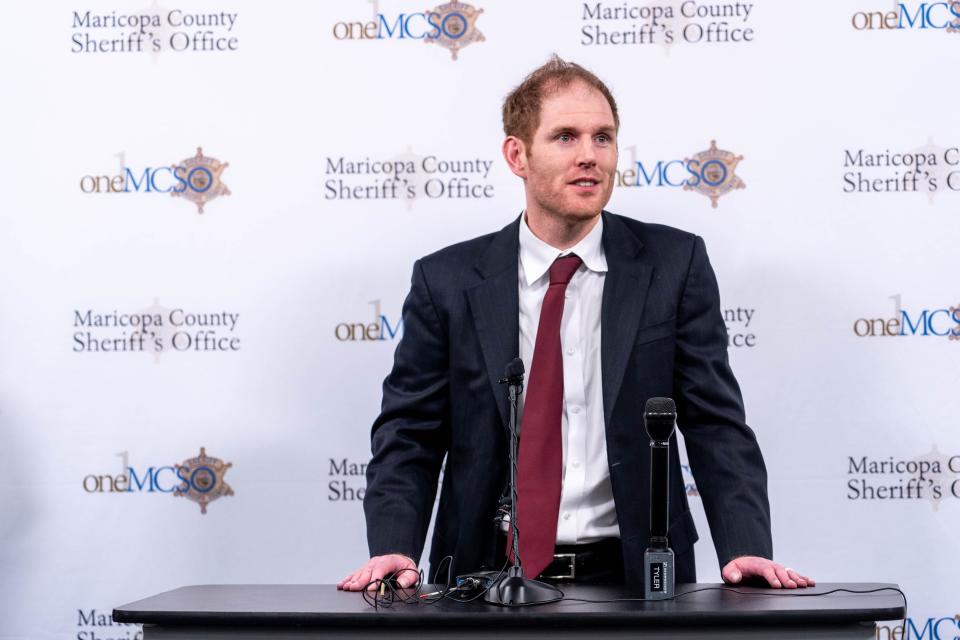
570,178,600,187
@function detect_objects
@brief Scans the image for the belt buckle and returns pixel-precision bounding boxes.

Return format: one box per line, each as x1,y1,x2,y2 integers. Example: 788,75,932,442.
542,553,576,581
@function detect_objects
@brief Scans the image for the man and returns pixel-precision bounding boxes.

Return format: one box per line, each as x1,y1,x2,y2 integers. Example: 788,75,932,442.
340,57,812,591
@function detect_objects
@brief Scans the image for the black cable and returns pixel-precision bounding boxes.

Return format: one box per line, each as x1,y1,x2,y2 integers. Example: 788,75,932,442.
418,555,457,605
674,585,908,606
359,566,425,611
561,584,907,635
557,584,908,624
673,585,909,634
431,555,454,587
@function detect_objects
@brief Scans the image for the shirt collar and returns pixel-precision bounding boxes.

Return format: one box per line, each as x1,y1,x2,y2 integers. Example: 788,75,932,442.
518,213,608,286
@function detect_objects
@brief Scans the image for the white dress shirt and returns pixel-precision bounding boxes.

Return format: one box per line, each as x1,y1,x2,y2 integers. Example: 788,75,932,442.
518,214,621,545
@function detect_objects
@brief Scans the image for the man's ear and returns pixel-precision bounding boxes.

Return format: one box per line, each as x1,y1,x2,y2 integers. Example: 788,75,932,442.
502,136,528,179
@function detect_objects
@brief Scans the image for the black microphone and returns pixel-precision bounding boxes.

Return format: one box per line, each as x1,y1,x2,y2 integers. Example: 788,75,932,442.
499,357,524,386
644,397,676,600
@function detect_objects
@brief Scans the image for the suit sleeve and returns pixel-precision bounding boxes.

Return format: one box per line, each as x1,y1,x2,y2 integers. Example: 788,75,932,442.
363,259,450,563
672,236,773,567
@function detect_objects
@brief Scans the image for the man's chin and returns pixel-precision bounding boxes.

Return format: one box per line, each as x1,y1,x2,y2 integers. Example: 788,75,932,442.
566,193,611,221
529,195,606,225
562,208,603,223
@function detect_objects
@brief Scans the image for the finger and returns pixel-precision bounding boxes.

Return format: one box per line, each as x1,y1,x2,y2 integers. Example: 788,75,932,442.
338,568,363,589
351,566,374,591
800,574,815,587
721,561,743,584
785,568,807,588
367,561,392,591
761,565,781,588
386,556,417,581
774,565,796,589
341,579,363,592
397,568,419,589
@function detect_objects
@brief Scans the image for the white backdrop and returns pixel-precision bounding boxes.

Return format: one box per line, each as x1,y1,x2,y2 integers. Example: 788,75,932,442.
1,1,959,638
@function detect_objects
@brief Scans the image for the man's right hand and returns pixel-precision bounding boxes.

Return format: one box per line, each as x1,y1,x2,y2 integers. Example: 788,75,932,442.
337,554,418,591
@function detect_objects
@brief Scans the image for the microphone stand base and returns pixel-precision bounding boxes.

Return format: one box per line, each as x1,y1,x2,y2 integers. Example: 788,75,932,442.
484,569,561,606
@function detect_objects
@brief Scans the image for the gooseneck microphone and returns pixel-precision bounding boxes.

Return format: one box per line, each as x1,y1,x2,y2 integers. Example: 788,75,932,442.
644,397,677,600
485,358,561,606
496,357,525,567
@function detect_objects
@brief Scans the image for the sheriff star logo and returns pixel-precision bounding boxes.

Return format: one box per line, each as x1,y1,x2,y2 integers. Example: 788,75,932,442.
683,140,745,208
425,2,485,60
175,447,234,514
171,147,231,214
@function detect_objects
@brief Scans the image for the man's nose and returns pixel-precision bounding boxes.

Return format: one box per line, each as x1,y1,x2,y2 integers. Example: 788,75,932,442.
576,138,597,166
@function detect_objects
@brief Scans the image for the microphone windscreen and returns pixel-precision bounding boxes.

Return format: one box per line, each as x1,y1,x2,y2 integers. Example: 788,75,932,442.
645,397,676,415
504,357,525,378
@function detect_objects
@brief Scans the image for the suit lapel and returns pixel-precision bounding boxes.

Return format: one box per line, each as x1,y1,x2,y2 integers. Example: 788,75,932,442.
466,216,521,428
600,212,654,427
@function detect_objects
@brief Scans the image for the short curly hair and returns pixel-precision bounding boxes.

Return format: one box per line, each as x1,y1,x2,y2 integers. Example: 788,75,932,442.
502,55,619,147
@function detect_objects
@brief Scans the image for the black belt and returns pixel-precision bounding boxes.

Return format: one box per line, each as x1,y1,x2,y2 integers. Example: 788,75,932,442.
539,538,623,582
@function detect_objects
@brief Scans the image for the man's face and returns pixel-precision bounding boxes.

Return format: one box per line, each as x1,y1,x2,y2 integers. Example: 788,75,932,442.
521,81,618,225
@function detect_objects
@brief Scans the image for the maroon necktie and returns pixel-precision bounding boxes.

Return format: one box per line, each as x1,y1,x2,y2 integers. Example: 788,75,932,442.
514,253,583,579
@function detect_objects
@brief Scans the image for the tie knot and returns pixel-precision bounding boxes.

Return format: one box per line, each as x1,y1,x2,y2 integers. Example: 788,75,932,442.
549,253,582,286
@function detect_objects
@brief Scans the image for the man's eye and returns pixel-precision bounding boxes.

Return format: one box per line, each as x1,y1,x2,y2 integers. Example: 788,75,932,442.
558,133,573,143
595,134,609,144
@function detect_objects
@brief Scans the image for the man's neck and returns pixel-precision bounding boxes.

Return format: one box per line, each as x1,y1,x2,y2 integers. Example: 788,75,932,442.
524,210,601,251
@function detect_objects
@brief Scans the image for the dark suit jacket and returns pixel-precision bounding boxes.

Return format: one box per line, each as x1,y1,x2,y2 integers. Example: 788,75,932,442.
363,211,772,585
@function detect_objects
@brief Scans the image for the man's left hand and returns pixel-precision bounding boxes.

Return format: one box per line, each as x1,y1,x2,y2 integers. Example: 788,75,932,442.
721,556,815,589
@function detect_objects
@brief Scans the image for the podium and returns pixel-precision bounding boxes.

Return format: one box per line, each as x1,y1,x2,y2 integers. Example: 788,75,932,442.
114,583,905,640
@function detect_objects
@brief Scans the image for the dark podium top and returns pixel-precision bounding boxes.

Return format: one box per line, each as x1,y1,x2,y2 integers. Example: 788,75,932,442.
114,583,904,630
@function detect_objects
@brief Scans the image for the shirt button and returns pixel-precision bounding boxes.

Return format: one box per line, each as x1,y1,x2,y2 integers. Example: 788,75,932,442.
563,512,571,521
570,406,581,414
572,461,581,469
566,347,575,355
